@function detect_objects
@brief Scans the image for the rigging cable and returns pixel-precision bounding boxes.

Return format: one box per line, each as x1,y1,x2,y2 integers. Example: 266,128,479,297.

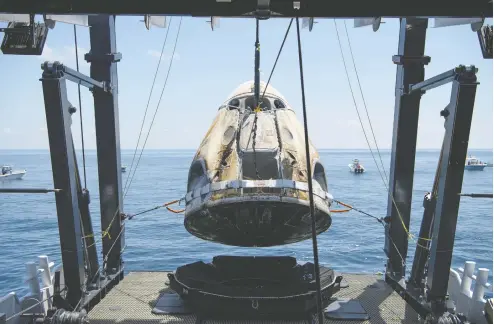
124,17,183,197
261,18,293,99
79,20,182,284
295,17,324,324
342,20,389,183
260,18,293,183
123,17,174,193
333,20,425,245
73,25,93,287
73,25,87,189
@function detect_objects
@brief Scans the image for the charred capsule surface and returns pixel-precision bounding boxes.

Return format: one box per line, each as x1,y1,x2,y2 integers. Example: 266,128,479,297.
184,81,333,247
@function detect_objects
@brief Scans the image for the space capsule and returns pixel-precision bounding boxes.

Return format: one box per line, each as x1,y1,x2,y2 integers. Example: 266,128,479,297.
184,81,333,247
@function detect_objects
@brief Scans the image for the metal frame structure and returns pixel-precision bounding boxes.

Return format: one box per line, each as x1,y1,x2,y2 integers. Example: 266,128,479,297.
384,18,480,320
0,0,492,320
39,15,124,310
0,0,492,17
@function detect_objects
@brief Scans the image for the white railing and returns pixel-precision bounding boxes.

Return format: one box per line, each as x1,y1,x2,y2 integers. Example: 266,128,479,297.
0,256,63,324
449,261,492,324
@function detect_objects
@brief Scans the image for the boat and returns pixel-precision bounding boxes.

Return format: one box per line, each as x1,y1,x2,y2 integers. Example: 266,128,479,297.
465,155,487,171
121,166,127,172
348,159,365,173
0,165,26,180
184,81,333,247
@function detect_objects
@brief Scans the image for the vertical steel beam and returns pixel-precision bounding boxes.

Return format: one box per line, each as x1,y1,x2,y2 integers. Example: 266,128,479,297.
409,193,434,288
427,67,478,303
85,15,124,273
385,18,429,279
40,64,84,307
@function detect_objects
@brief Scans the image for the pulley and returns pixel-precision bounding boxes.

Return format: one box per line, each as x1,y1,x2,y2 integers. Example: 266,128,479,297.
255,0,270,19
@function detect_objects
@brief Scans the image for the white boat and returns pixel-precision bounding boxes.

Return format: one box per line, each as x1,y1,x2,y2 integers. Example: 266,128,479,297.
465,156,487,171
348,159,365,174
121,166,127,172
0,165,26,180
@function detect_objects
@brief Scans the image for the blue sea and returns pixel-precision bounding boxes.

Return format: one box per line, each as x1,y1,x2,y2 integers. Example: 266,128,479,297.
0,149,492,297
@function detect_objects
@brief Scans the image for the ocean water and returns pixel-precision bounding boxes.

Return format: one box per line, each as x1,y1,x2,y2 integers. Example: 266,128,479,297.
0,149,492,297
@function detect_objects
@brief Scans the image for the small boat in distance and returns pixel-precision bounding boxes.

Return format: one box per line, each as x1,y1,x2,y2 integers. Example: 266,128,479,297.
121,166,127,173
348,159,365,174
465,156,487,171
0,165,26,181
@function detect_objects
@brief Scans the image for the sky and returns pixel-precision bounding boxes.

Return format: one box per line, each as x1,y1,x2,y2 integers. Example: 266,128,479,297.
0,16,492,150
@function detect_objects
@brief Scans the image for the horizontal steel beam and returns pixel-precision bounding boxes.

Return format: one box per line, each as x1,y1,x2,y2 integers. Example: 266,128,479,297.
459,193,493,198
408,69,456,94
0,188,61,193
408,65,478,94
0,0,492,17
41,62,108,91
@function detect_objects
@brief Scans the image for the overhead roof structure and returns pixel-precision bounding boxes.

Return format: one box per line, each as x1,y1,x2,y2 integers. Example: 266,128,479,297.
0,0,492,17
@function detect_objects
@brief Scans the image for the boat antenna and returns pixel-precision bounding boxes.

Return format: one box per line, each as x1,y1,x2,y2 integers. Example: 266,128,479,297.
254,18,261,106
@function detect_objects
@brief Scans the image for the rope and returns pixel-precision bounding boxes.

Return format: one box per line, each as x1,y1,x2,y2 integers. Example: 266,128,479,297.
124,17,183,197
295,17,324,324
123,17,174,194
332,199,384,223
73,25,87,189
126,199,185,220
331,199,406,266
333,20,428,244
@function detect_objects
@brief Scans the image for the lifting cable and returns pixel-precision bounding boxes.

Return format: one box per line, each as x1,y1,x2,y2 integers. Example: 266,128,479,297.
124,17,183,197
261,18,293,100
295,17,325,324
251,18,262,180
123,17,174,194
251,18,293,180
333,20,429,245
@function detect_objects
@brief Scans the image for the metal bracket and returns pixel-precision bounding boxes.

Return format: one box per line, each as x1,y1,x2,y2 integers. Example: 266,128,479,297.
41,61,108,91
84,52,122,63
407,65,478,95
392,55,431,66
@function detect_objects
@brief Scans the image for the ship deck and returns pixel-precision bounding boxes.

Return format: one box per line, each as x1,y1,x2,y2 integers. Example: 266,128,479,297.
87,271,420,324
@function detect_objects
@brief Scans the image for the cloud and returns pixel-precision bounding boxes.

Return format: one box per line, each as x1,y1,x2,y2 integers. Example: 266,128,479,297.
39,45,89,66
3,128,11,134
64,45,88,57
40,46,66,62
147,49,162,58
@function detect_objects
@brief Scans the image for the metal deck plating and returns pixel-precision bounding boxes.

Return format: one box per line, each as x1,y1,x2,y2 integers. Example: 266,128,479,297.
87,272,420,324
